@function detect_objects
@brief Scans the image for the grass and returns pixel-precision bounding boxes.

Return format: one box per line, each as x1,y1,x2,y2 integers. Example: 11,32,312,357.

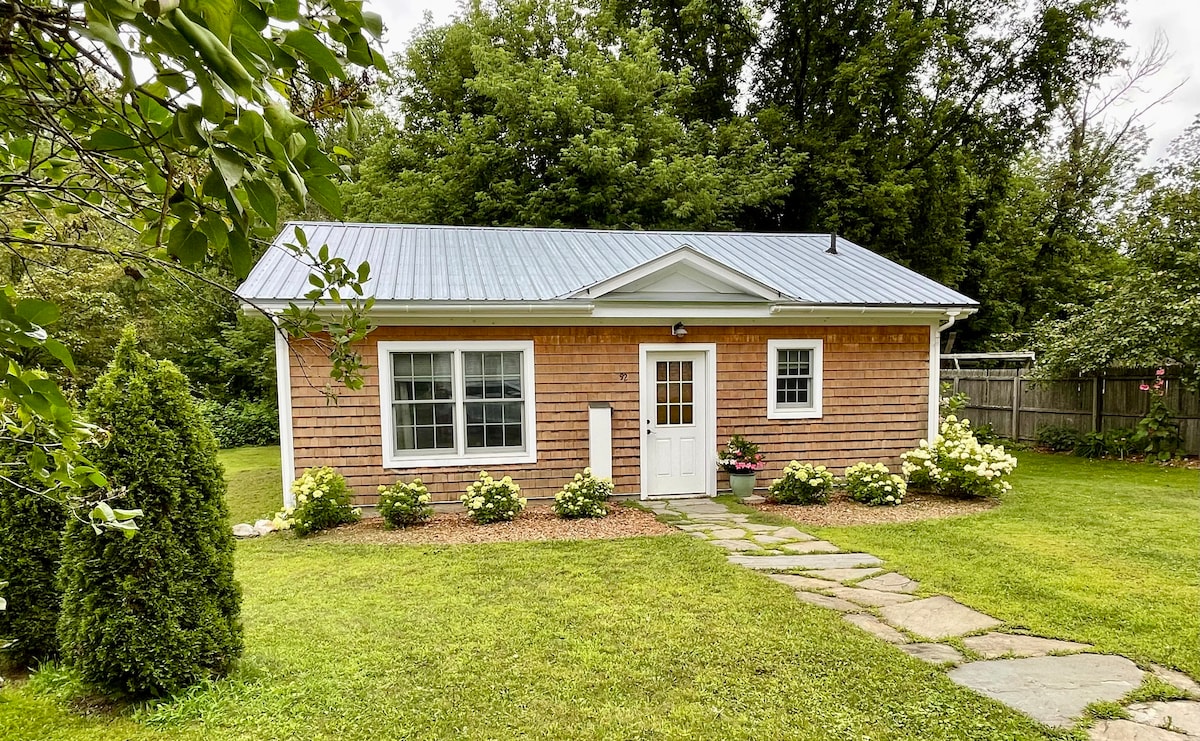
812,452,1200,676
0,448,1059,741
220,446,283,524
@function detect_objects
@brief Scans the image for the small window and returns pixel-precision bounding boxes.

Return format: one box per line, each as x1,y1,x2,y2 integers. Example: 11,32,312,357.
767,340,823,419
378,342,537,467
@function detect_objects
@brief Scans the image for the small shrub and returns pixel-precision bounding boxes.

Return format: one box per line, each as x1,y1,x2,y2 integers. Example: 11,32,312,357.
972,422,1002,445
553,468,612,519
1104,427,1137,459
1073,431,1108,459
378,478,433,528
196,397,279,448
767,461,835,504
462,471,525,524
1035,424,1082,452
278,467,361,536
1133,370,1184,461
902,415,1018,498
57,329,241,699
939,382,970,415
843,462,905,506
0,415,65,670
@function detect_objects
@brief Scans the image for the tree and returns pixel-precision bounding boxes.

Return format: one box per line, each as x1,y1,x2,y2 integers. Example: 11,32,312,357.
0,416,65,670
342,0,797,229
604,0,757,122
0,0,385,516
747,0,1125,286
57,330,241,699
1032,118,1200,390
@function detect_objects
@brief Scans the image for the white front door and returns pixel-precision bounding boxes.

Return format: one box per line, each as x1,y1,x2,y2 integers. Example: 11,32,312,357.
642,349,710,496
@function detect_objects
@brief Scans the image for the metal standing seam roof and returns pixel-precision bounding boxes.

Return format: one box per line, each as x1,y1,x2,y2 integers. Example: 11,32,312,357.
237,222,978,307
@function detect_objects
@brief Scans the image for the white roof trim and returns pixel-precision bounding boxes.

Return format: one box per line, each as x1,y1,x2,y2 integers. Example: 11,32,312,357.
564,245,791,302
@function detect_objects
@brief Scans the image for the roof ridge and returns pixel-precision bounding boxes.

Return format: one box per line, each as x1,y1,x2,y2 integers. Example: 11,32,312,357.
279,220,837,239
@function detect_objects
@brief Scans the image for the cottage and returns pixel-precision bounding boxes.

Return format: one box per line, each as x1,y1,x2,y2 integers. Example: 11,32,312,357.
239,223,976,507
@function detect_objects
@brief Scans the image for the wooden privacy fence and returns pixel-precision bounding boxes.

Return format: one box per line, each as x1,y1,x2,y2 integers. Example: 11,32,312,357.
939,368,1200,455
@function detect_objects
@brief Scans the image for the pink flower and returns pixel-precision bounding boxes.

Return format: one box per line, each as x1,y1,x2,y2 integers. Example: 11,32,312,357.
1140,383,1150,391
1156,368,1166,376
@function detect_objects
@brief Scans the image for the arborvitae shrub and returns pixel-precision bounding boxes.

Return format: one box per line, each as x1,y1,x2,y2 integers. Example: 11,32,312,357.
0,415,65,670
57,330,242,699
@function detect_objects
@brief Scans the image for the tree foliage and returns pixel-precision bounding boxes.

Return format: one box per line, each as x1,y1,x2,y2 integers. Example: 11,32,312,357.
342,0,797,229
58,330,241,699
748,0,1124,285
1032,119,1200,389
0,0,384,508
0,416,65,670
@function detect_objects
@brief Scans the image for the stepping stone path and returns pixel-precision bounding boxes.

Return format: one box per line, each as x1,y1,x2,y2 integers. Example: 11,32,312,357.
652,496,1200,734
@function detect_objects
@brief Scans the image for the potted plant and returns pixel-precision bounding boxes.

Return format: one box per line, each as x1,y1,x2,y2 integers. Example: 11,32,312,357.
718,434,765,498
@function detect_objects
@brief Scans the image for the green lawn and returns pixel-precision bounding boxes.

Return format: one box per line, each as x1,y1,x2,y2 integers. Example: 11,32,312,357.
0,448,1056,741
814,452,1200,677
221,446,284,524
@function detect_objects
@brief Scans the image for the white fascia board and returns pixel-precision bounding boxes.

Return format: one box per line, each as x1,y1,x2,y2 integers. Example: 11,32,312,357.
568,246,789,301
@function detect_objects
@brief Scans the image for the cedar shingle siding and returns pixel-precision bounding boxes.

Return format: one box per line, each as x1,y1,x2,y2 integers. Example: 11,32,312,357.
289,324,932,505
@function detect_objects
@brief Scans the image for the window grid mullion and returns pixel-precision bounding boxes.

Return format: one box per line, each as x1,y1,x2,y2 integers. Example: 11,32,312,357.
453,350,466,456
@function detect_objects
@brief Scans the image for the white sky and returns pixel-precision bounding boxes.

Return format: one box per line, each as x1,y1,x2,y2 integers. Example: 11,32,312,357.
370,0,1198,163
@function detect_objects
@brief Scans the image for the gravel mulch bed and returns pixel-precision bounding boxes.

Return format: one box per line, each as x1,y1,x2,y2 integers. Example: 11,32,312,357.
310,503,674,545
751,490,998,527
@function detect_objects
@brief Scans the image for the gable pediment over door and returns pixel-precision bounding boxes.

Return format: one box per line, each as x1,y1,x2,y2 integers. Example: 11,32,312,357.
568,246,793,303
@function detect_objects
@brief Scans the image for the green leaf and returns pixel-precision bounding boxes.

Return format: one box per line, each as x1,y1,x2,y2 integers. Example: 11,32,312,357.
212,148,245,188
362,11,384,38
228,229,252,278
85,129,139,155
306,175,342,219
199,78,226,124
184,0,234,43
15,298,59,325
245,178,278,226
43,339,76,372
283,29,346,81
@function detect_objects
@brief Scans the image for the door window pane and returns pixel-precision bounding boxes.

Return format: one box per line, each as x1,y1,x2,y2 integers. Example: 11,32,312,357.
655,360,694,427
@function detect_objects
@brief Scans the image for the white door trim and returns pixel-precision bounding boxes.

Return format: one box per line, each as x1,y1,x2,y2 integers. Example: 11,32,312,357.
638,343,717,500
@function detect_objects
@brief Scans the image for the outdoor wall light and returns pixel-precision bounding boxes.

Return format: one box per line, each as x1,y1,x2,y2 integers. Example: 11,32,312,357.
672,321,688,338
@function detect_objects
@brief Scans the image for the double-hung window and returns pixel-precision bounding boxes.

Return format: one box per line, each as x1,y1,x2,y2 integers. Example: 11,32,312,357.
378,341,537,467
767,339,823,419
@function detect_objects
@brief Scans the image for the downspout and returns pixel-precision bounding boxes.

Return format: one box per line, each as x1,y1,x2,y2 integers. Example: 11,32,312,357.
928,311,961,442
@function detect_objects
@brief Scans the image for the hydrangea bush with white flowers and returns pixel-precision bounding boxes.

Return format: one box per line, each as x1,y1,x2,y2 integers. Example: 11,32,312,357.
276,466,361,536
843,462,906,506
902,415,1017,498
462,471,526,524
378,478,434,529
553,467,613,519
767,461,835,504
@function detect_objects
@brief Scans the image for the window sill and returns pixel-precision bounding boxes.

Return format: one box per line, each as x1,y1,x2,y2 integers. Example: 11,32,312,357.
767,408,823,420
382,451,537,470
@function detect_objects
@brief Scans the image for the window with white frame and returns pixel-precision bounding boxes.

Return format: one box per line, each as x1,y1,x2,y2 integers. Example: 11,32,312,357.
378,341,537,467
767,339,823,419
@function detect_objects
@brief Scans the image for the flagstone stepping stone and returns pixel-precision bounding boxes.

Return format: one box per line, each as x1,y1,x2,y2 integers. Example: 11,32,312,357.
710,539,760,551
779,540,840,554
899,643,964,664
803,567,883,582
1088,719,1189,740
743,495,766,504
709,528,747,539
794,591,860,612
948,654,1144,727
753,534,790,545
962,632,1092,658
1150,665,1200,697
772,527,815,541
857,572,920,594
767,573,844,591
824,585,917,607
880,596,1002,640
842,613,907,644
691,514,749,522
741,523,779,532
676,523,720,532
727,553,882,570
688,532,709,539
1127,701,1200,736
